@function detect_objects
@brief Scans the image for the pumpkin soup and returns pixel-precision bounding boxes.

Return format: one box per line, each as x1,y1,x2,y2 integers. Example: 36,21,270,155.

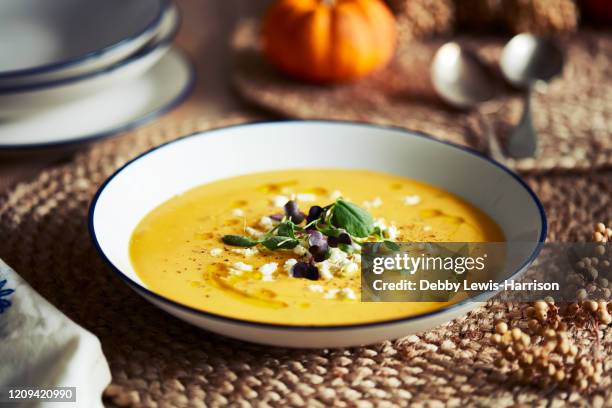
129,169,504,325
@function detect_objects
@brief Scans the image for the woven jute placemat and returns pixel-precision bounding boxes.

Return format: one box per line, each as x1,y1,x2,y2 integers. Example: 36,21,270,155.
0,117,610,407
232,21,612,174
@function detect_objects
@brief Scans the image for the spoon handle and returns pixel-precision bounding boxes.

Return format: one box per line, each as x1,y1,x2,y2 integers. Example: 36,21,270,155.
506,89,538,159
481,115,506,163
478,101,507,163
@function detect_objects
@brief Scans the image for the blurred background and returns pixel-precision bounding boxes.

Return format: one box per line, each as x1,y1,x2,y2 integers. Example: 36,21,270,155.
0,0,610,185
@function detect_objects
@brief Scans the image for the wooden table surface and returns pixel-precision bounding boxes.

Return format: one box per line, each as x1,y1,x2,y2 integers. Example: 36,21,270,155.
0,0,269,193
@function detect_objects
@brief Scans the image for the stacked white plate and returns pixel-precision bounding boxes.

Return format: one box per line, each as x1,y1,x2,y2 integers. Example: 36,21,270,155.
0,0,194,150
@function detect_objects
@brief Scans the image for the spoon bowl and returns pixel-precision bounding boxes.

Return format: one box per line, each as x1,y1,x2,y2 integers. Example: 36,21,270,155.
500,34,563,87
431,42,497,109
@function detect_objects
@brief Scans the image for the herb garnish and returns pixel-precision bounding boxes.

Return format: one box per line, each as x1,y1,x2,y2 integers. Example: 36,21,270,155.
221,197,398,280
261,235,299,250
222,235,258,247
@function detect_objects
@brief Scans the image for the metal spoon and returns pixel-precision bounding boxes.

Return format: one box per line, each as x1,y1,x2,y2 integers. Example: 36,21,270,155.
431,42,497,109
500,34,564,158
431,42,505,160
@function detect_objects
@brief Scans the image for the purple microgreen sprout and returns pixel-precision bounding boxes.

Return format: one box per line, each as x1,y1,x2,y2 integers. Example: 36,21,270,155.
306,205,324,224
308,230,329,262
291,262,319,280
284,200,306,224
338,232,352,245
328,236,339,247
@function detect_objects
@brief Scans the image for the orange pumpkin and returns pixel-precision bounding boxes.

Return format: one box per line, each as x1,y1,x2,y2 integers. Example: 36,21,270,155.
262,0,397,83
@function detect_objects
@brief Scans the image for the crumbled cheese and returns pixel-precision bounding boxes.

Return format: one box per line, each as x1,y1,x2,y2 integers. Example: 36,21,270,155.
351,243,362,252
329,190,342,200
317,260,334,280
209,248,223,256
324,287,356,300
402,195,421,206
284,258,298,274
296,193,316,202
232,262,253,272
423,225,433,232
230,247,259,257
272,195,289,208
293,245,308,256
328,247,347,264
340,260,359,277
245,226,264,238
231,208,244,217
353,254,362,263
259,262,278,274
363,197,383,209
340,288,356,300
259,216,274,229
386,225,398,240
308,284,324,293
259,262,278,281
324,289,340,299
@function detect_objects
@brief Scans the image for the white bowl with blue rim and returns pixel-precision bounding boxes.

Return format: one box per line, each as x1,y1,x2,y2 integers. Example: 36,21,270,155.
0,0,168,88
89,121,547,348
0,3,179,119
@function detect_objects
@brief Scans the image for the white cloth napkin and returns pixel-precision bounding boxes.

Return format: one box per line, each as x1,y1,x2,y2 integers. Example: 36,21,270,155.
0,258,111,408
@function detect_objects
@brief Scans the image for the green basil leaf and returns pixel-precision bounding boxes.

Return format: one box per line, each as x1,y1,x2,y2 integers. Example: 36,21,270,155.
276,221,296,238
383,240,401,251
331,199,374,238
261,236,299,250
222,235,258,247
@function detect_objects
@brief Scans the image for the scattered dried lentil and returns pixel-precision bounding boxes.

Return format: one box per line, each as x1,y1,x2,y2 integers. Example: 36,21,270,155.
491,223,611,390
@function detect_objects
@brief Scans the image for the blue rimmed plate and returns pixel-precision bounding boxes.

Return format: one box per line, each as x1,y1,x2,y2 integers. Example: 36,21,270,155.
0,0,168,87
0,3,180,119
0,48,194,150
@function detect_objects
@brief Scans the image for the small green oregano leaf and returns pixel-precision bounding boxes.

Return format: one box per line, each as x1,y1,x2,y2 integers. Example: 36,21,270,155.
338,243,356,254
222,235,258,247
261,236,299,250
276,221,296,238
315,225,344,237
